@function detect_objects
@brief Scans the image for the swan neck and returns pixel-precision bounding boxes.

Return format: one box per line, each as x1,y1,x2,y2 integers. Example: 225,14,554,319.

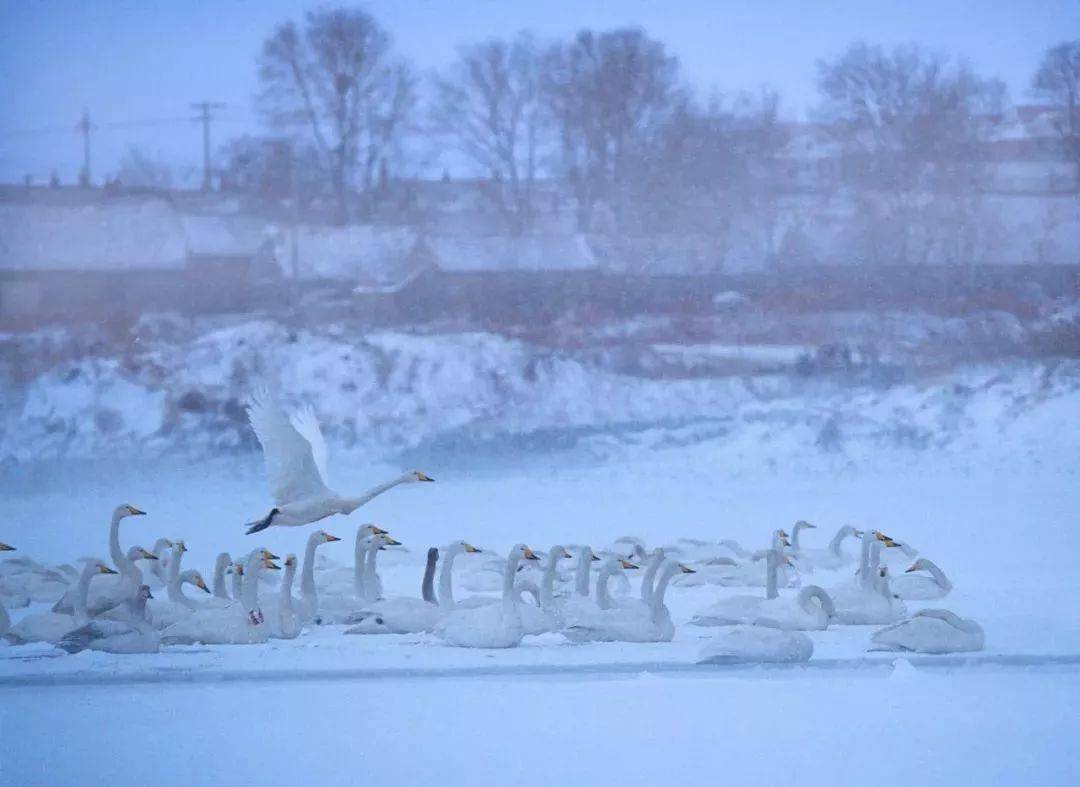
363,544,380,602
74,563,97,623
641,550,665,604
540,551,560,609
421,550,438,604
301,536,318,604
502,552,521,615
108,511,132,576
924,560,952,591
280,563,296,612
438,544,463,608
242,552,262,613
167,546,185,602
353,539,369,600
574,551,591,597
212,555,230,599
765,550,779,600
342,475,408,514
828,527,849,556
791,526,803,551
595,563,615,610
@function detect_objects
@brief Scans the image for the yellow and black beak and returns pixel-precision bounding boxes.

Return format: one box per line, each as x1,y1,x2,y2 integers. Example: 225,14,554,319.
371,526,389,535
0,542,15,552
590,552,601,562
265,560,281,570
100,565,119,575
144,551,159,561
198,580,211,593
325,533,342,542
619,559,639,570
522,547,540,561
679,564,696,574
416,472,435,482
384,537,402,546
464,543,481,554
129,507,147,516
904,563,920,573
264,550,280,560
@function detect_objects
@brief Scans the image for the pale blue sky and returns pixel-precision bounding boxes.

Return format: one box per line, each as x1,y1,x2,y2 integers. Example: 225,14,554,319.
1,0,1076,183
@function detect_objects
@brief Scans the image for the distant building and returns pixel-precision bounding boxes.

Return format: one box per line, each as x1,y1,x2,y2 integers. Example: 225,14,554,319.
0,188,278,328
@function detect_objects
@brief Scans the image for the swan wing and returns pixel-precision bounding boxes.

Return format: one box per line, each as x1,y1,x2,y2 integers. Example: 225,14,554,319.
290,404,330,487
247,390,331,506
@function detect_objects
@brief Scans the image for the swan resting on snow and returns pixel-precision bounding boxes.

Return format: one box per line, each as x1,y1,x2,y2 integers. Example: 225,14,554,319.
698,622,814,664
58,585,160,655
870,609,984,654
888,558,952,600
434,544,539,648
243,390,434,533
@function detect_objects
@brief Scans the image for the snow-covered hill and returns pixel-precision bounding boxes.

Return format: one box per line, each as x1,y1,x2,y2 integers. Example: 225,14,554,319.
2,315,1078,468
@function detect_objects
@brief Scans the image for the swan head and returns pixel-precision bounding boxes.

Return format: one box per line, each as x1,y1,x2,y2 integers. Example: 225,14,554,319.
315,530,341,545
262,555,281,570
0,542,15,551
130,546,158,561
871,530,903,548
284,554,297,569
510,544,540,562
174,540,188,555
137,585,153,601
618,559,639,570
232,562,245,576
409,471,435,483
116,504,146,519
259,548,280,560
677,563,696,574
183,570,211,593
95,562,118,575
359,524,389,538
794,520,815,530
550,546,573,561
905,559,927,573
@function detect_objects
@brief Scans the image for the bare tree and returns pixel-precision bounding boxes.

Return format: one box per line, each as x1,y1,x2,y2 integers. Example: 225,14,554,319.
115,146,173,189
433,33,546,235
1032,40,1080,184
816,43,1005,266
257,7,416,223
542,28,682,231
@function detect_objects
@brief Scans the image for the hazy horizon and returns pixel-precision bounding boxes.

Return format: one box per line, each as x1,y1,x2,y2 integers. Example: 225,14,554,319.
1,0,1077,184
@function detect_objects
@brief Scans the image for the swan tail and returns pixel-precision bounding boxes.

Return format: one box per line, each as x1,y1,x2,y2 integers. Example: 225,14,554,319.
57,625,94,654
244,508,279,535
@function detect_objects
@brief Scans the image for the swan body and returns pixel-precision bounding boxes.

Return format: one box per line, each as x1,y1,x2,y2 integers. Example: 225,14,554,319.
243,391,433,533
52,504,147,615
58,586,160,654
888,559,952,600
564,559,689,643
698,624,814,664
0,544,73,605
830,533,907,625
346,547,442,634
794,525,863,572
871,609,984,654
435,545,539,648
161,551,280,645
6,561,116,645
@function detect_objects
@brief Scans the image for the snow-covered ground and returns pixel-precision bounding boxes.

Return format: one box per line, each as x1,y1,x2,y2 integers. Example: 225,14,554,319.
1,439,1078,784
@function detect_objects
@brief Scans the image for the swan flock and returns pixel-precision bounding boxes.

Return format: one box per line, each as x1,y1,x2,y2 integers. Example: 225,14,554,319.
0,393,983,665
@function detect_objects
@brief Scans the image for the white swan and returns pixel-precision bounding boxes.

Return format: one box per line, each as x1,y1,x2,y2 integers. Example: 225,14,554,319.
345,547,442,634
889,558,952,600
58,585,160,654
320,532,400,623
211,552,233,600
290,529,341,623
563,555,639,627
1,543,75,606
829,533,907,625
516,545,573,635
564,559,694,643
434,541,483,610
264,555,302,639
5,561,117,645
145,537,174,589
870,609,984,654
161,551,280,645
52,504,146,615
794,525,863,572
243,391,434,533
434,545,539,648
691,549,834,630
698,624,813,664
315,523,388,598
139,541,210,627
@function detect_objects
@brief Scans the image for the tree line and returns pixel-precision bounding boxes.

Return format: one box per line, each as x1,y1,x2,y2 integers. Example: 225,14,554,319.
200,7,1079,266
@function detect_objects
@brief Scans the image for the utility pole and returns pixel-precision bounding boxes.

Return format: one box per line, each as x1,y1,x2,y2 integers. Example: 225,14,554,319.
191,101,225,192
76,109,92,187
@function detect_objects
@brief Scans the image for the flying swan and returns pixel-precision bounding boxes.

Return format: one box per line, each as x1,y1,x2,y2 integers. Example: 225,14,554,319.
243,390,434,534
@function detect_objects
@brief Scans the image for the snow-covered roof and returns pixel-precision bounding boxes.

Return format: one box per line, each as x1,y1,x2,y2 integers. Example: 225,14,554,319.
0,197,188,272
279,225,421,282
179,214,279,257
430,234,597,272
